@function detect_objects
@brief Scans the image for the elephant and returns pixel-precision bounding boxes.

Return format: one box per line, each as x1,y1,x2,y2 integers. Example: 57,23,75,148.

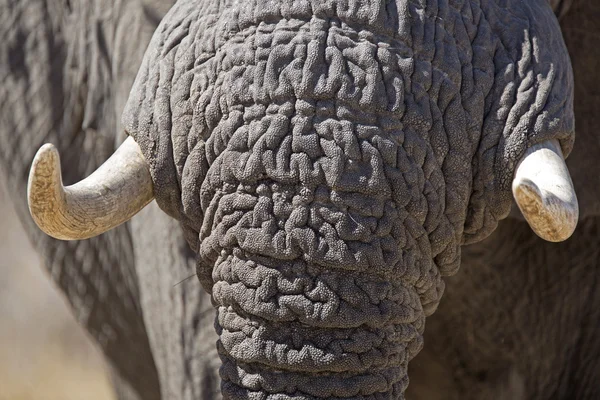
0,1,221,399
407,2,600,399
0,0,594,399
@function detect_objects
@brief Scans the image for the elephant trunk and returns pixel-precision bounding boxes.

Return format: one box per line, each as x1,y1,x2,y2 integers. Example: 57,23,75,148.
213,253,424,398
197,168,447,398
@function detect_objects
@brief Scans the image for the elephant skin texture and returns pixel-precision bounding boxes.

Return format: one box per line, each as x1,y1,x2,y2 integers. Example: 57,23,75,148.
408,2,600,399
122,0,573,398
1,1,170,399
2,0,596,399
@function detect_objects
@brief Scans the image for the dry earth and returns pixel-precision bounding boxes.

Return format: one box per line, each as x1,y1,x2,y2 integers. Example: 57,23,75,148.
0,176,115,400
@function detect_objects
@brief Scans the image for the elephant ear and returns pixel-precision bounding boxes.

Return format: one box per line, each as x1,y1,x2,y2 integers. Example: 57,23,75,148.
462,0,575,244
0,1,161,398
508,0,600,222
554,1,600,219
122,0,218,252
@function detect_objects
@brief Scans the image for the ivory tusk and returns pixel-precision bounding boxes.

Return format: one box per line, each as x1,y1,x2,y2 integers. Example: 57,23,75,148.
512,139,578,242
27,136,154,240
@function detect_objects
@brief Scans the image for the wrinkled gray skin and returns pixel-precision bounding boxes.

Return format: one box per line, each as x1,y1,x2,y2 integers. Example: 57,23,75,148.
1,1,219,399
1,0,595,399
409,2,600,399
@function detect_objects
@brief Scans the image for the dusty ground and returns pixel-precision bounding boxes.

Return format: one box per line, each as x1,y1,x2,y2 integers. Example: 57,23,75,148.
0,177,115,400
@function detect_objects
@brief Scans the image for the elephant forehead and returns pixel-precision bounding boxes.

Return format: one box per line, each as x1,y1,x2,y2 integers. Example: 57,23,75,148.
123,0,574,251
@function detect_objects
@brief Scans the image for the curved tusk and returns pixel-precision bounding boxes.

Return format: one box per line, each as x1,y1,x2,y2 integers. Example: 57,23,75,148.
512,139,578,242
27,136,154,240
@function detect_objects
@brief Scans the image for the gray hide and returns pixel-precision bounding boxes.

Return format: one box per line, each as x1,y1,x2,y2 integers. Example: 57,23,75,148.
408,2,600,399
122,0,574,398
1,0,591,399
0,1,221,399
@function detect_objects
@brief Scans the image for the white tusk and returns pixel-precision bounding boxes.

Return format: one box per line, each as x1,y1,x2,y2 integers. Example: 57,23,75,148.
27,136,154,240
512,139,578,242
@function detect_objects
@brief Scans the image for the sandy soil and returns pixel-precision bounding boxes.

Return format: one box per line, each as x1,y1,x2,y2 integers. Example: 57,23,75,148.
0,177,115,400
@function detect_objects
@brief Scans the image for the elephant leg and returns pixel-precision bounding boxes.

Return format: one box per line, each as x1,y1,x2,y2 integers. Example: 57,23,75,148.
131,201,221,400
409,216,600,399
0,2,161,398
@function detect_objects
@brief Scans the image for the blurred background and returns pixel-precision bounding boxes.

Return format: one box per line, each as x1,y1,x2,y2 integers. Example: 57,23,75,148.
0,175,114,400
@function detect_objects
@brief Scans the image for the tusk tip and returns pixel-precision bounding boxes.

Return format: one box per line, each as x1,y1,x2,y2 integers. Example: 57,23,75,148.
512,139,579,243
512,177,542,212
25,137,154,241
513,177,578,242
27,143,68,239
28,143,62,200
33,143,60,163
29,143,61,180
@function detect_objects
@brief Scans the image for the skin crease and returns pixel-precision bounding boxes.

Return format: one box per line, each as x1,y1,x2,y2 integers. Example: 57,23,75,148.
0,1,172,399
408,2,600,399
0,1,593,400
123,0,573,398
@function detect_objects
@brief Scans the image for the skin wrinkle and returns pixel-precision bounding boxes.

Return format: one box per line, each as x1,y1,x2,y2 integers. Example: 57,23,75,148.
1,1,592,398
0,1,164,399
408,3,600,399
408,216,600,400
121,0,573,398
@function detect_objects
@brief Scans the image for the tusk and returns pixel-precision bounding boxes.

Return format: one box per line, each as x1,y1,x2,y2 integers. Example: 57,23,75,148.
512,139,578,242
27,136,154,240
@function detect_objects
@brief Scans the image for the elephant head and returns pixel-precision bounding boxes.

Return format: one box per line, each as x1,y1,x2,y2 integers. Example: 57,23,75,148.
27,0,579,398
